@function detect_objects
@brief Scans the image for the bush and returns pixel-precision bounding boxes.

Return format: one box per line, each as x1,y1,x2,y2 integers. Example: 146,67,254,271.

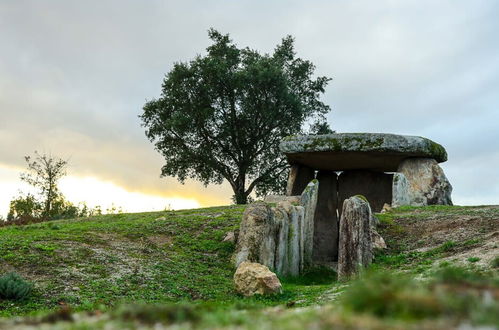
340,270,441,319
431,265,488,286
0,273,33,301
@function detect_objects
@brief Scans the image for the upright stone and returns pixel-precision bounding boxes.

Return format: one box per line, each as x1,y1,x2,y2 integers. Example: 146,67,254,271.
337,196,373,281
234,180,318,277
233,203,277,268
299,180,319,271
286,164,315,196
338,170,393,216
392,173,410,207
398,158,453,206
313,171,339,263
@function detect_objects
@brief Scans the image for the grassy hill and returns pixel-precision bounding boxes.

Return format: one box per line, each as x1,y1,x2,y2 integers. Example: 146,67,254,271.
0,204,498,329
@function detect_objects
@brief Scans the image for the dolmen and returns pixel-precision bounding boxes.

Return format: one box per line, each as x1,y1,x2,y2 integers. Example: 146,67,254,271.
234,133,452,277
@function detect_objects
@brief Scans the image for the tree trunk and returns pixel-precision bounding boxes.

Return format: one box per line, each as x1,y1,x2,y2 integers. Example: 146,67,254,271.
45,189,52,217
234,191,248,204
233,174,248,204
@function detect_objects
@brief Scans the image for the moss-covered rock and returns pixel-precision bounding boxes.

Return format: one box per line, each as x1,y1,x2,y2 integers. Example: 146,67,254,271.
280,133,448,171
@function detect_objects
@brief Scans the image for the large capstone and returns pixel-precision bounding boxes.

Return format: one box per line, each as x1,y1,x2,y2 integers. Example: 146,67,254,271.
398,158,453,206
313,171,339,263
337,196,373,280
280,133,447,172
234,180,319,276
338,170,393,215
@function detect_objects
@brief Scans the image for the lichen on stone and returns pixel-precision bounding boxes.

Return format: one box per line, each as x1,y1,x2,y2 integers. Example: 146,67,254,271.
353,195,369,203
280,133,448,163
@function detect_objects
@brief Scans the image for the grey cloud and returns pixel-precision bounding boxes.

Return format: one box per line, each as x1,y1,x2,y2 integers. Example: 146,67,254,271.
1,0,498,206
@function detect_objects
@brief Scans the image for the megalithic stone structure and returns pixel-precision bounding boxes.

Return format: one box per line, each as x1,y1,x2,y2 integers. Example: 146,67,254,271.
279,133,452,266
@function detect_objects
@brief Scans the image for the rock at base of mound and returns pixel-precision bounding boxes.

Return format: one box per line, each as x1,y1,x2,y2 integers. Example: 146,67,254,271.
372,229,387,250
338,196,373,280
398,158,453,206
234,262,282,296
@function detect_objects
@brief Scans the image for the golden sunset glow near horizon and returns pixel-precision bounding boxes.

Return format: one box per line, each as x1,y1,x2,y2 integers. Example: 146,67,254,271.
1,1,499,218
0,163,224,218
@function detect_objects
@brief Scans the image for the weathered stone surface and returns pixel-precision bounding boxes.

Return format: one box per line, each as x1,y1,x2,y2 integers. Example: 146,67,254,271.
274,201,302,276
286,164,315,196
263,195,300,204
392,173,410,208
223,231,236,243
398,158,453,206
313,171,339,263
234,180,319,276
338,196,373,280
380,203,392,214
338,170,393,215
372,229,387,250
280,133,448,172
299,180,319,270
234,262,282,296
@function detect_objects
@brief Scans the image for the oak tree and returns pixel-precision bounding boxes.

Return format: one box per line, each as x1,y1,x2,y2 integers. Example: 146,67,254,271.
141,29,331,204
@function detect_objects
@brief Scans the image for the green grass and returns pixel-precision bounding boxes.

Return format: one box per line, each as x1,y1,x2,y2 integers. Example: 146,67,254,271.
1,204,498,329
0,205,338,317
7,265,497,329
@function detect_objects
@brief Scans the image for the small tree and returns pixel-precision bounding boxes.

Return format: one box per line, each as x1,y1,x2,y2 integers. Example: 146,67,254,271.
19,151,68,218
7,193,42,220
141,29,332,204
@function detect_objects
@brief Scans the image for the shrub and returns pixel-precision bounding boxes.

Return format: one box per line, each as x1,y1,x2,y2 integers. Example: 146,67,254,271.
431,265,488,286
0,273,33,301
113,303,199,325
340,270,441,319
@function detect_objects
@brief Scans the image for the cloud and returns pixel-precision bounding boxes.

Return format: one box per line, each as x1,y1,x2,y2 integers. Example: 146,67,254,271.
1,0,498,211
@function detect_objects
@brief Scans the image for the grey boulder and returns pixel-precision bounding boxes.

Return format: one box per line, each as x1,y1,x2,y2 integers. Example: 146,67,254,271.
397,158,453,206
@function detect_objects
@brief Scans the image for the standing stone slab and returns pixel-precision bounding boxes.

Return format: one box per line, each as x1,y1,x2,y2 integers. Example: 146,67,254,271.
299,180,319,271
398,158,453,206
286,164,315,196
313,171,339,263
233,203,277,268
338,170,393,215
337,196,373,281
234,180,319,277
392,173,410,207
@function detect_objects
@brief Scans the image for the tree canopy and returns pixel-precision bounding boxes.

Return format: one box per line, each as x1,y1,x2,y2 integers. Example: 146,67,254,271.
141,29,332,204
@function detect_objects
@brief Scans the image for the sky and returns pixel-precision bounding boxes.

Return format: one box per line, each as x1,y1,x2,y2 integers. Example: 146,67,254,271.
1,0,498,217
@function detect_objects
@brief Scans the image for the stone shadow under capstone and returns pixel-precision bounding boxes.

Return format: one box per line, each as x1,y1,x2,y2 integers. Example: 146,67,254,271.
311,170,392,264
313,170,339,263
337,170,393,217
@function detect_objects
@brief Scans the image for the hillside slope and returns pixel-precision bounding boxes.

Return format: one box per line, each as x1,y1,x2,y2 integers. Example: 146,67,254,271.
0,205,498,329
0,205,245,316
0,205,331,318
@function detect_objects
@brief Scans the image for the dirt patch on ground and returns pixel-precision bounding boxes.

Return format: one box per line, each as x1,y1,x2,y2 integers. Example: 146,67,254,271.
147,234,173,247
384,206,499,268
